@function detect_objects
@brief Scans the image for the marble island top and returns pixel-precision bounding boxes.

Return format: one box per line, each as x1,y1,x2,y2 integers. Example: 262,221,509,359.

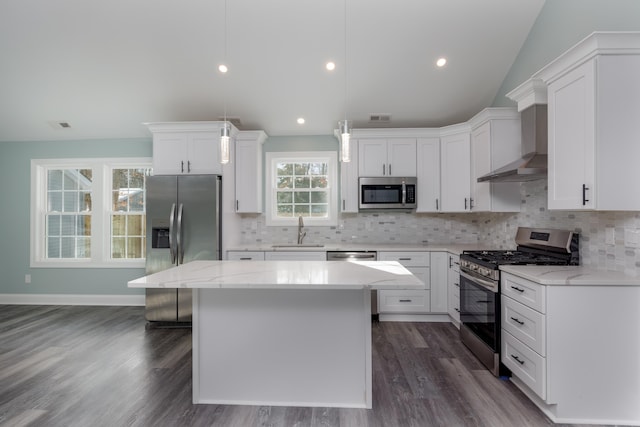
128,260,425,290
500,265,640,286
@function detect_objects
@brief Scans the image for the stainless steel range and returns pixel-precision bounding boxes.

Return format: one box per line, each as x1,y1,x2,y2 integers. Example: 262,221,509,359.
459,227,579,376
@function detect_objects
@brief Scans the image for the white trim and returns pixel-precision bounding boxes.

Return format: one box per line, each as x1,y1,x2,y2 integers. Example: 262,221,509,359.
265,151,338,227
0,293,145,306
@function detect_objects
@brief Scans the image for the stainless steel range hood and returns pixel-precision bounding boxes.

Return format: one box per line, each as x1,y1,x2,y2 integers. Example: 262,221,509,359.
477,104,547,182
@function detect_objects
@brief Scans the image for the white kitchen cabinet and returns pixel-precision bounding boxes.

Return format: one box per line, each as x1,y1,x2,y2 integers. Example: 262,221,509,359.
340,141,359,213
416,137,441,212
446,253,460,326
263,251,326,261
429,252,448,313
358,138,416,177
146,122,229,175
440,128,471,212
539,34,640,210
235,131,267,213
500,270,640,424
378,251,430,314
226,251,265,261
469,111,521,212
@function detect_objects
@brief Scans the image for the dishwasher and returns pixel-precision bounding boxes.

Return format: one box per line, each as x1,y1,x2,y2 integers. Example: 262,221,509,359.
326,251,379,318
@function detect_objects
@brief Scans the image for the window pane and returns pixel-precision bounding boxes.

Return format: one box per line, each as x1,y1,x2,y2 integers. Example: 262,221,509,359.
277,205,293,216
61,216,75,235
129,191,144,212
277,177,292,189
78,215,91,236
277,192,292,203
47,237,60,258
294,177,310,188
47,215,61,236
112,237,125,258
311,192,327,203
63,191,79,212
63,170,78,190
127,237,144,258
77,237,91,257
79,169,92,189
129,169,145,189
61,237,76,257
112,215,126,236
48,170,63,191
128,215,143,235
311,176,327,188
294,192,310,204
277,163,293,176
311,205,328,216
294,163,310,175
294,205,310,215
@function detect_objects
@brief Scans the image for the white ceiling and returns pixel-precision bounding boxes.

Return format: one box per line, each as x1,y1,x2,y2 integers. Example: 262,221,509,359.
0,0,546,142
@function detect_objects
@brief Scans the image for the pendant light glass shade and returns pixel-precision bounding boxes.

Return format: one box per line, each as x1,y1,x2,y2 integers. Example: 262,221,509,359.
339,120,351,163
220,123,230,164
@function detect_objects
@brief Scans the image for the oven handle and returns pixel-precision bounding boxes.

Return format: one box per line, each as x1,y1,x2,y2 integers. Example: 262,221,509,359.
460,270,499,293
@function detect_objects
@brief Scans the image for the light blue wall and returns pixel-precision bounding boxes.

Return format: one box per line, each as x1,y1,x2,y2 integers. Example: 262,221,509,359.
0,139,152,296
493,0,640,107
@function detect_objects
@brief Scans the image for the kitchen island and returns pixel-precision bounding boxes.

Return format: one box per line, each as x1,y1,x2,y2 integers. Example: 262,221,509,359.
128,260,423,409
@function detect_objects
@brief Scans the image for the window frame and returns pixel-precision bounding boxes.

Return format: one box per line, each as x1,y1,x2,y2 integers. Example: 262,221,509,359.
30,157,152,268
265,151,338,227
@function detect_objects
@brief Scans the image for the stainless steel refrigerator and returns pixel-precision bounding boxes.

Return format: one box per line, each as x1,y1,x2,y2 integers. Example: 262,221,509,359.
145,174,221,323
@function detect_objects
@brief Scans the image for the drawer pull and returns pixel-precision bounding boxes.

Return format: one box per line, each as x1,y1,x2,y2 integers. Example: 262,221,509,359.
510,316,524,325
398,258,412,261
239,257,252,260
510,354,525,365
399,299,412,303
510,285,525,293
476,300,490,304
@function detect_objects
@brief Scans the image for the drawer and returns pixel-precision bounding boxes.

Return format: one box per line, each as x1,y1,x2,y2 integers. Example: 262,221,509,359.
379,251,430,267
378,289,430,313
264,251,326,261
501,272,546,313
407,267,430,289
502,330,546,400
502,295,546,356
226,251,265,261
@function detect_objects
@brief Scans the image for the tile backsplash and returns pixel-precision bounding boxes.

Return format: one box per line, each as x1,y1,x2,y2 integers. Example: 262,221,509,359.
239,180,640,276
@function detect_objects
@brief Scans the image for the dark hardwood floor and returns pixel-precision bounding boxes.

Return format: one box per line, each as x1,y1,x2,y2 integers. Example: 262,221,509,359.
0,305,598,427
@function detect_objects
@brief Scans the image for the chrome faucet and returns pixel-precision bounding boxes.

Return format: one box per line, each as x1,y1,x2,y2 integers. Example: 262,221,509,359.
297,216,306,245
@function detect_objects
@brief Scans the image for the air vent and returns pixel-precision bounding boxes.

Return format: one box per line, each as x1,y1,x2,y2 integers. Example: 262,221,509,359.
48,121,72,130
369,114,391,123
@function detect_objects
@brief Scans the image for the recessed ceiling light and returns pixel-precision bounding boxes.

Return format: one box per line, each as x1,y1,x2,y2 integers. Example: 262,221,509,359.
218,64,228,73
297,118,305,125
436,57,447,67
326,62,336,71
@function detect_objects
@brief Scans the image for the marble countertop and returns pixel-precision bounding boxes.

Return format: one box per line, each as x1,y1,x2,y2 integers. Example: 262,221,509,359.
128,260,425,290
500,265,640,286
227,243,489,255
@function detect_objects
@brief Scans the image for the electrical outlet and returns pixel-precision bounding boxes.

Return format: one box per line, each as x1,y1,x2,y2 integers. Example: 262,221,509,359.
624,229,640,248
25,274,31,284
605,227,615,245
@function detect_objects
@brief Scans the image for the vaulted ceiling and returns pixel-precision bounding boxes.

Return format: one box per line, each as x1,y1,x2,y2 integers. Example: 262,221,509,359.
0,0,545,142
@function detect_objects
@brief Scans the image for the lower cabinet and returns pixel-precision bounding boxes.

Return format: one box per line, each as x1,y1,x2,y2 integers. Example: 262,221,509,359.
263,251,326,261
500,271,640,424
226,251,265,261
446,253,460,326
378,251,448,315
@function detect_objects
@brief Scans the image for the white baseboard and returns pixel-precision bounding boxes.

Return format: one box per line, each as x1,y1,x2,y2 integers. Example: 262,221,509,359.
0,293,145,306
379,313,450,322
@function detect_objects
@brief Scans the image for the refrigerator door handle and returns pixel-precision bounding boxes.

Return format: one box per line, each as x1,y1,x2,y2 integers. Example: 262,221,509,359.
169,203,177,264
177,203,184,264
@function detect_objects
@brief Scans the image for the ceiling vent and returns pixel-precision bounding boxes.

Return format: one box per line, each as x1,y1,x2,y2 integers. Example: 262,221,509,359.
369,114,391,123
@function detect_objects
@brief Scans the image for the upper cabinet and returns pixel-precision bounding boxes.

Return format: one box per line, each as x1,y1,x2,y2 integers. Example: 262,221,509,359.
358,138,416,177
235,131,267,213
340,142,359,213
147,122,234,176
440,127,471,212
416,137,441,212
514,32,640,211
469,109,522,212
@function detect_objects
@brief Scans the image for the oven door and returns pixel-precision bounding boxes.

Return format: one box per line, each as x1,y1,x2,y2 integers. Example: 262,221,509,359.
459,269,499,352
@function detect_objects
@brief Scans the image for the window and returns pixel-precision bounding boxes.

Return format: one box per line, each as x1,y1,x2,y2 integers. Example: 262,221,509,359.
265,151,337,226
31,158,152,268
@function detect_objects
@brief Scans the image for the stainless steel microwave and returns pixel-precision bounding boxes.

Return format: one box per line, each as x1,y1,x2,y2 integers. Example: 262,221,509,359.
358,177,417,210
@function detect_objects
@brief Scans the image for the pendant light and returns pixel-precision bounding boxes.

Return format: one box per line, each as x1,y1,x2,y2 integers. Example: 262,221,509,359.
219,0,230,164
338,0,351,163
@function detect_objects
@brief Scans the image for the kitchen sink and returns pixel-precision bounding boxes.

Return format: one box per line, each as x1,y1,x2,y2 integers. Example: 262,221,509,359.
271,244,325,248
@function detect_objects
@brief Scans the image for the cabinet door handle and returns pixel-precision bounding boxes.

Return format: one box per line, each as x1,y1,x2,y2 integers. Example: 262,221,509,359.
181,160,184,173
470,197,474,210
342,199,345,210
236,200,239,211
389,164,392,175
582,184,589,206
510,285,525,293
399,299,412,303
188,161,191,173
436,198,439,211
454,308,460,313
449,256,452,268
510,316,525,325
454,282,459,287
464,198,468,210
511,354,525,365
383,164,386,175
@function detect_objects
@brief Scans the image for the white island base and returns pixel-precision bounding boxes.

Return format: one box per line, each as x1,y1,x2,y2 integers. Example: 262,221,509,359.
194,287,372,408
128,260,423,409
